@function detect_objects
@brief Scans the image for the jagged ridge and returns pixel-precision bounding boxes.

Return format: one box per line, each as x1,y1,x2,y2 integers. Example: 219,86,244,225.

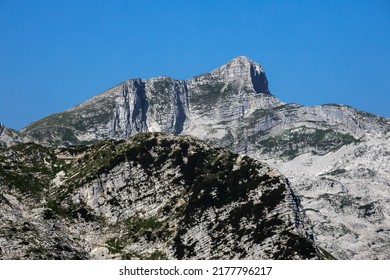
20,56,274,145
0,133,326,259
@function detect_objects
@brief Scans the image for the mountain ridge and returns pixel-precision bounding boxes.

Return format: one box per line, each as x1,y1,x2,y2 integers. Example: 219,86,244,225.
1,56,390,259
19,56,279,145
0,132,324,259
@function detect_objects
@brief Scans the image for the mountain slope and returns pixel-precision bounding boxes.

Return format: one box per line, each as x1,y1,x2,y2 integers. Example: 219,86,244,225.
0,123,31,148
271,137,390,259
0,133,322,259
20,56,389,152
21,56,280,145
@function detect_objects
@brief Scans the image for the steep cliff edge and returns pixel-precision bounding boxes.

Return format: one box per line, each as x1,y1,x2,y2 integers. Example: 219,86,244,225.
20,56,279,145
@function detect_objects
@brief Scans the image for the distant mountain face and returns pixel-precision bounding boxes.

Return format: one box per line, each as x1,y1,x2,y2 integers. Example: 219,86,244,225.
0,133,324,260
0,123,30,148
20,56,389,150
20,56,280,145
4,56,390,259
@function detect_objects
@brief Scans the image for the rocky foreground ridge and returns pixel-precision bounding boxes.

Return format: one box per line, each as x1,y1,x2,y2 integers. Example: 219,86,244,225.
0,133,325,259
1,56,390,259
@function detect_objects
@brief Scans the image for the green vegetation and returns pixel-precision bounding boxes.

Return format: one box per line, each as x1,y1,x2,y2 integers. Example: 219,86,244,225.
189,82,225,109
0,143,65,200
120,250,167,260
325,168,347,176
146,250,167,260
0,132,321,260
106,238,125,254
254,127,359,160
273,231,318,259
317,247,337,260
148,78,174,115
104,215,167,256
125,216,163,233
23,100,115,145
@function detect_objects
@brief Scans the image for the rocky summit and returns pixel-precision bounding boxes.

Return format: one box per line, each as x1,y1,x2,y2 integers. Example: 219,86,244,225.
20,56,278,145
1,56,390,259
0,133,325,260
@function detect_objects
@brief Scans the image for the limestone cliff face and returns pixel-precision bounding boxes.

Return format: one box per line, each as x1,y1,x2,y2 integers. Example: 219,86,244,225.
20,56,277,145
110,79,149,138
0,133,322,260
20,56,389,150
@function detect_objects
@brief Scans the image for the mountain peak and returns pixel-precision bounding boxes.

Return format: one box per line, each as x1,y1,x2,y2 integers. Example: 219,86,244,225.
227,55,254,65
210,56,270,94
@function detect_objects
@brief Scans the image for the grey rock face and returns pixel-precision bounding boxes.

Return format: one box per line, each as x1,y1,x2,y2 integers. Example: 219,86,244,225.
0,133,322,260
111,79,149,138
270,136,390,259
20,56,275,145
0,123,31,148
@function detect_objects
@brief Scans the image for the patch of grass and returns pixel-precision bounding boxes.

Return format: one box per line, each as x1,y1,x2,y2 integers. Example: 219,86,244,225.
326,169,347,176
317,247,337,260
146,250,167,260
255,127,359,160
106,238,125,254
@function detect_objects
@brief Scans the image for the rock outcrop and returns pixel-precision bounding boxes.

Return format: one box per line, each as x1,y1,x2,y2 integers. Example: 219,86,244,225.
0,123,31,148
0,133,323,260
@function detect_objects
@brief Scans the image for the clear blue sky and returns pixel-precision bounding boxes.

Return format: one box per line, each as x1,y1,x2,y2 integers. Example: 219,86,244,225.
1,0,389,130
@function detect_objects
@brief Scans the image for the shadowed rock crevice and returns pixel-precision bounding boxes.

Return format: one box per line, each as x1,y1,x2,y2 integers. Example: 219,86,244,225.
250,63,270,94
